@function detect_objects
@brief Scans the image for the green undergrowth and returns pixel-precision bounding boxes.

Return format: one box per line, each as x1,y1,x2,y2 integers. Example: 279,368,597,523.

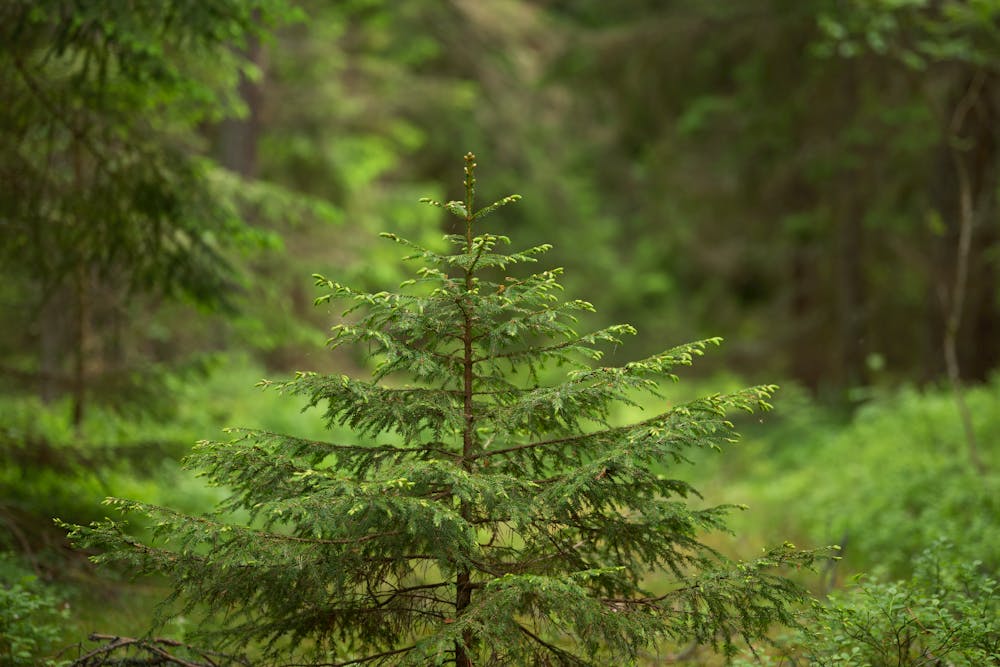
607,374,1000,664
4,358,999,663
702,376,1000,579
1,354,357,657
0,554,69,666
2,352,349,524
732,539,1000,666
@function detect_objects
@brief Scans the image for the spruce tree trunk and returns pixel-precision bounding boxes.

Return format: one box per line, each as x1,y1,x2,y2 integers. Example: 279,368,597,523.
455,199,476,667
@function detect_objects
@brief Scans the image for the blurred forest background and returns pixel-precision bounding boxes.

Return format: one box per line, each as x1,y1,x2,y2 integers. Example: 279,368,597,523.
1,0,998,664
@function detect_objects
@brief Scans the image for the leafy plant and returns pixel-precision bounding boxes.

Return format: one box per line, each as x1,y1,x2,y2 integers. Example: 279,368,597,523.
735,541,1000,666
65,155,822,665
722,379,1000,577
0,555,69,667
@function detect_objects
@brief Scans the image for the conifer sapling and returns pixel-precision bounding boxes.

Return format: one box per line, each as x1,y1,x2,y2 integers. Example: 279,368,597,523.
65,154,822,665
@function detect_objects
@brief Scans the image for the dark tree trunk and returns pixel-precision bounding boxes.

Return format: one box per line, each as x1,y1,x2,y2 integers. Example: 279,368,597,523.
37,290,67,403
788,241,824,389
72,261,88,432
834,62,867,391
962,74,999,381
835,194,866,389
217,35,263,178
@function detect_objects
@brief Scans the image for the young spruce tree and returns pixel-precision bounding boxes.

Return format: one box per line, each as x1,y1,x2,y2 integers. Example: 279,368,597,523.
67,155,820,665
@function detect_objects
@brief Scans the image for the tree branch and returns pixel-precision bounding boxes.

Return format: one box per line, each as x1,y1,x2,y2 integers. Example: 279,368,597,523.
515,623,592,666
280,643,416,667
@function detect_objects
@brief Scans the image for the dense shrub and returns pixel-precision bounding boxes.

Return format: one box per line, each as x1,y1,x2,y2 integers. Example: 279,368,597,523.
720,377,1000,577
735,541,1000,666
0,555,68,667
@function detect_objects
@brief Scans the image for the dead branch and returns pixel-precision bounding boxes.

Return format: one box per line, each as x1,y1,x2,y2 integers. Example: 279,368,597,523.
70,633,249,667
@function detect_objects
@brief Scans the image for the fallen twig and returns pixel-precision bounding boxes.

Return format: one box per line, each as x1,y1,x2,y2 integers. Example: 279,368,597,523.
71,633,249,667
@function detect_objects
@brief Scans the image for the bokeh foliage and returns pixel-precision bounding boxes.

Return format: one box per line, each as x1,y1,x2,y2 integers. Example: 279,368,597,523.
0,0,997,664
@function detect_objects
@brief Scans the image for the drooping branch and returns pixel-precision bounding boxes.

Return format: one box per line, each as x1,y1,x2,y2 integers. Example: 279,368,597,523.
516,623,591,666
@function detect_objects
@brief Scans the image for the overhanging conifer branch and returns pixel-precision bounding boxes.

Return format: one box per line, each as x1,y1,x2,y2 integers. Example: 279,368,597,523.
471,387,770,462
101,499,406,546
215,428,461,460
